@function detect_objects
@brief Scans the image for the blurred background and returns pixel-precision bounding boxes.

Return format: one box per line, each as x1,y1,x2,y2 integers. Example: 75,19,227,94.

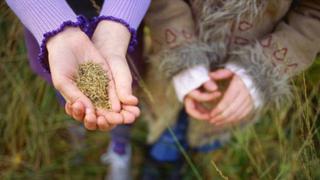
1,1,320,180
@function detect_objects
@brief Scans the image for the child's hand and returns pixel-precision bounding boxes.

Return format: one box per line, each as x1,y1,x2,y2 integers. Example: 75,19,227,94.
209,69,254,126
47,27,122,131
92,21,140,124
184,80,222,120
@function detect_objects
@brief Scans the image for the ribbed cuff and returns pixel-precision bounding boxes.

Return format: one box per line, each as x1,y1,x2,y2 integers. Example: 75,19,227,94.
6,0,78,44
172,65,210,102
38,16,89,72
91,16,137,52
226,63,263,109
100,0,151,30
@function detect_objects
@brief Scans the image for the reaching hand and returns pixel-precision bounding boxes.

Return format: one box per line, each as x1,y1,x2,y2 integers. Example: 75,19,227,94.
184,69,254,127
208,69,254,127
47,27,122,131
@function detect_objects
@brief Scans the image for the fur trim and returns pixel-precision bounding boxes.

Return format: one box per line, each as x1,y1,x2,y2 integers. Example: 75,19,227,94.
228,43,292,108
38,16,88,73
189,0,267,69
195,0,264,42
155,42,212,78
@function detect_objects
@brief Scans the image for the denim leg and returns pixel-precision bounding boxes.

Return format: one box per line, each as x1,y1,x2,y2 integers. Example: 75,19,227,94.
149,109,189,162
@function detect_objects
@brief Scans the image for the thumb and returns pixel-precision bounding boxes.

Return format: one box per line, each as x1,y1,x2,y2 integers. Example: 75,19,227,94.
53,78,95,112
203,80,218,92
188,89,222,102
209,69,234,81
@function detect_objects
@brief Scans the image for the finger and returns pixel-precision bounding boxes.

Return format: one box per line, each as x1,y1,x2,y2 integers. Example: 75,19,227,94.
122,105,141,118
188,90,222,102
214,106,249,126
210,92,248,124
210,78,240,117
211,99,247,125
97,109,123,125
223,97,253,124
185,97,210,120
54,78,96,117
97,116,115,131
121,110,136,124
84,109,97,130
106,56,138,106
209,69,234,81
72,101,85,122
194,101,212,115
236,104,253,123
203,80,218,92
65,102,73,116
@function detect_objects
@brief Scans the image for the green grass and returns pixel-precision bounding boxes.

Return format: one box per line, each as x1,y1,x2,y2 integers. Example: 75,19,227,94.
1,2,319,180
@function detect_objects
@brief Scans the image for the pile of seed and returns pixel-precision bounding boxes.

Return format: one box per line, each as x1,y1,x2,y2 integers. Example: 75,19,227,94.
76,62,111,109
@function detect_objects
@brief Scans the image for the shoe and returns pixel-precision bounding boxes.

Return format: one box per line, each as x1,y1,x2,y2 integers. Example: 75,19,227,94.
101,142,132,180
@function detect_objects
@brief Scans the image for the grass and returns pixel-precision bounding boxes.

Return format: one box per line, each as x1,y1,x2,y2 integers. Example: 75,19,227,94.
1,2,319,179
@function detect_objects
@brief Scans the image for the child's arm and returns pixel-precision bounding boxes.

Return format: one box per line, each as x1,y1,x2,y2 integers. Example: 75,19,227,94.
225,0,320,108
209,0,320,125
5,0,127,130
5,0,83,71
5,0,78,44
95,0,151,50
90,0,150,123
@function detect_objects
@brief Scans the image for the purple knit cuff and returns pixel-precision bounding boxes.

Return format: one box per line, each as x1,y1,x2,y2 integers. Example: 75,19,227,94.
91,16,137,52
38,16,89,73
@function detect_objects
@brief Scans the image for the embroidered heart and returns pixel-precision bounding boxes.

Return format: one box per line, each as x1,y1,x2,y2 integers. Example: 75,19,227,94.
234,36,250,45
260,36,272,47
165,28,177,44
238,21,253,31
273,48,288,61
284,63,298,73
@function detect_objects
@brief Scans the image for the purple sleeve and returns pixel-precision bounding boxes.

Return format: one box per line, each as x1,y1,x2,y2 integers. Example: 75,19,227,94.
100,0,151,30
6,0,88,72
5,0,80,44
94,0,151,51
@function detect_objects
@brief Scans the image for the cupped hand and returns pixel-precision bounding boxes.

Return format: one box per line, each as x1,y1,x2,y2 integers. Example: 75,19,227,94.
47,27,122,131
92,20,140,124
209,69,254,127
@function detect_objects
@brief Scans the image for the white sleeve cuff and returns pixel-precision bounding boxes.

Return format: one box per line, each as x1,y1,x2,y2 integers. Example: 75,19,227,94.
172,65,210,102
226,63,263,109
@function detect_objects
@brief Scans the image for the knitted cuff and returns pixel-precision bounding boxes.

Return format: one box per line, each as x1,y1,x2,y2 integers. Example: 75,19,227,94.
38,16,89,73
91,16,137,52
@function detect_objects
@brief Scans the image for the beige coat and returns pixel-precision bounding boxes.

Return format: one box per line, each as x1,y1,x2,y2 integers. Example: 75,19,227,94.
140,0,320,147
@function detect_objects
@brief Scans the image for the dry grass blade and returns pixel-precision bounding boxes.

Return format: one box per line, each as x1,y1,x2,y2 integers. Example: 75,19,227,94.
211,160,229,180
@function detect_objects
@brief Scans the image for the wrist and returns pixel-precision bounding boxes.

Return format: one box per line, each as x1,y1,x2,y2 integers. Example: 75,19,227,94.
47,27,86,49
92,20,131,56
225,63,263,109
173,65,210,102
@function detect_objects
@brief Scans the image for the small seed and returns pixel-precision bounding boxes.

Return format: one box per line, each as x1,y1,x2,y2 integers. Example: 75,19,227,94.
76,62,111,109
